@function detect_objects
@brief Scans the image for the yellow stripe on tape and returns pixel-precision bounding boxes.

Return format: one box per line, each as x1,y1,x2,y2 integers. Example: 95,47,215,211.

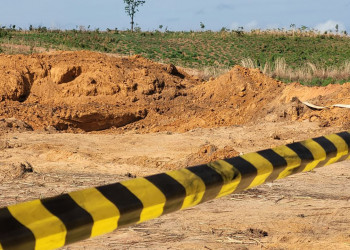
166,169,206,209
324,134,349,165
8,200,66,250
273,145,302,179
121,178,166,223
69,188,120,238
241,152,274,188
0,242,3,250
300,139,326,172
208,160,241,198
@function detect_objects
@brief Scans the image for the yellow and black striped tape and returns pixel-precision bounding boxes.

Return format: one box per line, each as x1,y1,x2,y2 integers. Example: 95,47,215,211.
0,131,349,250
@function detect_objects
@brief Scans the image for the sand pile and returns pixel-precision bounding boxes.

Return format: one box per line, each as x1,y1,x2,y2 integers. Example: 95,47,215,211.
0,51,349,133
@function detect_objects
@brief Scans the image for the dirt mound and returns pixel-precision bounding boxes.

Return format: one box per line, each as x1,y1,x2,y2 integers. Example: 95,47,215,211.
0,52,193,103
0,51,198,131
189,66,287,125
129,66,349,132
0,51,349,132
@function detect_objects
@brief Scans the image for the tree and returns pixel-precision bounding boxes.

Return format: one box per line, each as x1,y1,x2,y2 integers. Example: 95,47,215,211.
301,25,308,31
123,0,145,32
200,22,205,30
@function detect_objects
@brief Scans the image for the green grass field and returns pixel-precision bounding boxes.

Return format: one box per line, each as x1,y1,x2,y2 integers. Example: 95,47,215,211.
1,28,350,85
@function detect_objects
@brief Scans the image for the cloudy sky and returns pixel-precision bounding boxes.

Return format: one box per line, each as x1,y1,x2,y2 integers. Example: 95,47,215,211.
1,0,349,32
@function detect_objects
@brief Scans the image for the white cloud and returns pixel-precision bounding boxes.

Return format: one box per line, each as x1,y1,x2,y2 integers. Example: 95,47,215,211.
230,20,258,31
315,20,346,32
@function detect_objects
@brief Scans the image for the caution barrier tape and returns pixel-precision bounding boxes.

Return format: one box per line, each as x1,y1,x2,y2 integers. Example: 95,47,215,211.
1,131,350,249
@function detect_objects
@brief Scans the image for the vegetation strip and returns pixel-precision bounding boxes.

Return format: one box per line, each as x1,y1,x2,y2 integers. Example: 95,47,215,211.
0,131,349,250
1,29,350,85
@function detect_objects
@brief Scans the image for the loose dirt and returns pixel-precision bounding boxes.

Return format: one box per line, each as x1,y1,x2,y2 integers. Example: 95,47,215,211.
0,51,349,249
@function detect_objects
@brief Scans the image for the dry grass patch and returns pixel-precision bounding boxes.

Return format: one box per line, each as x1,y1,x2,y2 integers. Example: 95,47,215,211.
241,57,350,85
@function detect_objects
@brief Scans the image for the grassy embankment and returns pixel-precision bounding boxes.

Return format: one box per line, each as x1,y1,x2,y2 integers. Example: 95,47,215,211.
0,28,350,85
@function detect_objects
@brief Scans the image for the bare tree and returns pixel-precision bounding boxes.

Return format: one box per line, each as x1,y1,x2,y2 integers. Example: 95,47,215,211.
123,0,145,32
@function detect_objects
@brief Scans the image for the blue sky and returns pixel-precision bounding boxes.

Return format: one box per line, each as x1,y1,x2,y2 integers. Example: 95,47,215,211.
1,0,349,32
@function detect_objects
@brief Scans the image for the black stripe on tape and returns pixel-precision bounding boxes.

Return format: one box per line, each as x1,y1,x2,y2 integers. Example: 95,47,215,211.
224,156,257,191
312,136,337,168
97,183,143,227
0,207,36,250
41,194,93,245
287,142,314,174
258,149,288,182
146,173,186,214
337,131,350,146
336,132,350,161
313,136,337,156
188,164,224,203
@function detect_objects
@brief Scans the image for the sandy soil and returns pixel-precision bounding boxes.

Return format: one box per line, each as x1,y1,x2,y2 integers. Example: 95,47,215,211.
1,122,349,249
1,51,350,249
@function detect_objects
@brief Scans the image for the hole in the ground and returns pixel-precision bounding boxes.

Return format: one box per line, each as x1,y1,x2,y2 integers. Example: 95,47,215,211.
16,73,34,102
18,94,28,102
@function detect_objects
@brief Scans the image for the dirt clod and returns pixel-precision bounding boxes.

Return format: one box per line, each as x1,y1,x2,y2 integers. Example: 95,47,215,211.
0,162,33,181
247,228,269,237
